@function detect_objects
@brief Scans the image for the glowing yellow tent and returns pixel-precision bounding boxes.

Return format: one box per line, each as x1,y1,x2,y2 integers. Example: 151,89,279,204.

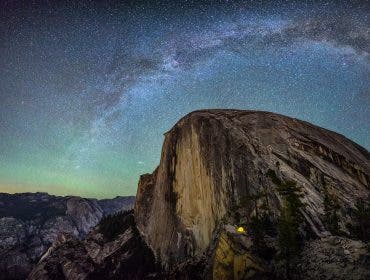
236,226,245,233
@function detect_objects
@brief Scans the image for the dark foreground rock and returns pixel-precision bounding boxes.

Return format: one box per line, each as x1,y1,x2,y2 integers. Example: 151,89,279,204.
28,211,156,280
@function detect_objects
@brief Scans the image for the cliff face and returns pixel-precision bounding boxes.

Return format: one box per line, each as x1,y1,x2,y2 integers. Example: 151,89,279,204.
135,110,370,268
0,193,135,280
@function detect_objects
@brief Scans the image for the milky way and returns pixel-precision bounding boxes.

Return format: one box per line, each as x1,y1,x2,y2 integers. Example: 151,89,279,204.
1,1,369,198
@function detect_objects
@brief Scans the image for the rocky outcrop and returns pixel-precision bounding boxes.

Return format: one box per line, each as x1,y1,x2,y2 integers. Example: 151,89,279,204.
28,211,157,280
212,225,268,280
298,236,370,280
0,192,135,279
28,234,96,280
65,197,103,237
0,217,31,279
135,110,369,270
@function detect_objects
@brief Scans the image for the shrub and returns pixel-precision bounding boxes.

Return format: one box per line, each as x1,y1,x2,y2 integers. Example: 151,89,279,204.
366,243,370,253
250,213,276,260
267,169,282,185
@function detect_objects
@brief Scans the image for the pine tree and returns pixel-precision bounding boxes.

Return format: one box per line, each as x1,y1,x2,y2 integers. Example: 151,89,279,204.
353,199,370,241
276,180,305,279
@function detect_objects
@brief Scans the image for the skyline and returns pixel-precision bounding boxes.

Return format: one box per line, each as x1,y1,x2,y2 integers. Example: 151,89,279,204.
1,0,369,198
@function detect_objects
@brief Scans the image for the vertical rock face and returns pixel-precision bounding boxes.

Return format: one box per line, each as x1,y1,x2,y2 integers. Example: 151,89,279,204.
135,109,370,268
66,197,103,237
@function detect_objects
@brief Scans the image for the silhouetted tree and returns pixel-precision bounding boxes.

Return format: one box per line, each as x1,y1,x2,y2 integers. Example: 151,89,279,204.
353,199,370,241
276,180,305,279
98,210,133,241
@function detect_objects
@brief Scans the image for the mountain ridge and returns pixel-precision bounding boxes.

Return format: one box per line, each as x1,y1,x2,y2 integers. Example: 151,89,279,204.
26,109,370,279
0,192,135,279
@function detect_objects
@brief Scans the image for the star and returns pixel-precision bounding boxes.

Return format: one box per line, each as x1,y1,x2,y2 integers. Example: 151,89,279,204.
0,0,369,198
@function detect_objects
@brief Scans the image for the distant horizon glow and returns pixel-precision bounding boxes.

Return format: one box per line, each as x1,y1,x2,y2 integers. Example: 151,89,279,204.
0,1,369,198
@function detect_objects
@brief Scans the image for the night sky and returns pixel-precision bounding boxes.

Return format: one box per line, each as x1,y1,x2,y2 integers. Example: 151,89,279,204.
1,1,369,198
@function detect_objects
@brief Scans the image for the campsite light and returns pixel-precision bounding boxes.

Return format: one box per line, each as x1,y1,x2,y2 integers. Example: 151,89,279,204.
237,226,245,233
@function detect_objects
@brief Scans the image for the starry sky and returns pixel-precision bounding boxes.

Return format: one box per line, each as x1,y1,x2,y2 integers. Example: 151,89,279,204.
0,0,369,198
